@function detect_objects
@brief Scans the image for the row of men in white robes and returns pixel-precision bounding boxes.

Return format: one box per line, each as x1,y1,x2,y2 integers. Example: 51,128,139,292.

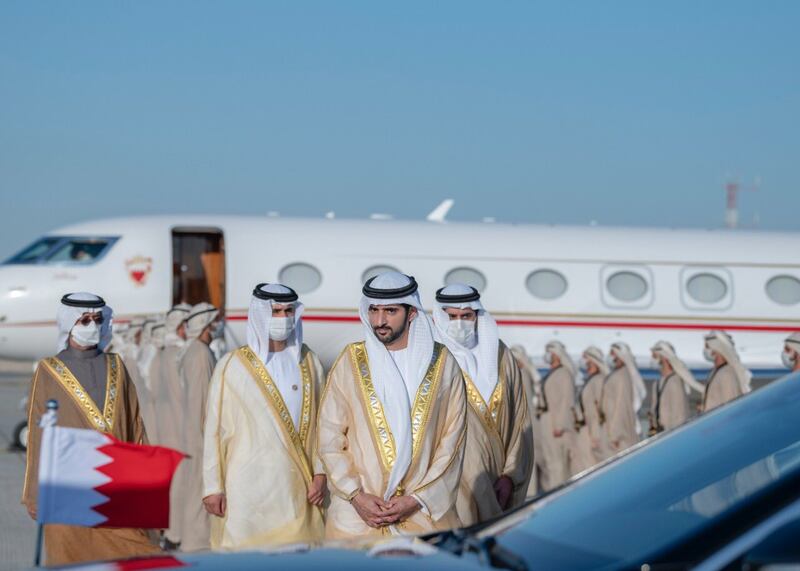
24,288,800,565
111,303,224,551
521,330,800,492
199,275,534,548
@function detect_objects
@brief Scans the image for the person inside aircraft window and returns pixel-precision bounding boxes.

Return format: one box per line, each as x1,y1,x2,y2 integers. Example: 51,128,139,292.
46,239,113,264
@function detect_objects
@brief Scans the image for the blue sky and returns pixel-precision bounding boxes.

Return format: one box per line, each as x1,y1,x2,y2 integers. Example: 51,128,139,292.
1,1,798,259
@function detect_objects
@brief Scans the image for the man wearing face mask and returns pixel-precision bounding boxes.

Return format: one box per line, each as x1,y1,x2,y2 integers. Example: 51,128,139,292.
202,284,326,548
317,272,467,539
534,341,577,491
571,346,610,474
783,333,800,373
22,293,161,566
600,342,644,456
701,330,751,413
431,284,532,525
154,304,191,549
649,341,704,434
177,302,220,551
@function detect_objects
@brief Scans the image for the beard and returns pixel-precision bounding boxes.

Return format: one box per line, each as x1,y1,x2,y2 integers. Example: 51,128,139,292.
373,320,408,345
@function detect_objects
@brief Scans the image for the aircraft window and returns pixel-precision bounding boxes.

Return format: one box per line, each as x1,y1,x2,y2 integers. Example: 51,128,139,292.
45,238,116,264
766,275,800,306
526,269,567,300
279,262,322,294
686,273,728,304
444,267,487,292
362,265,401,284
606,271,648,302
4,237,62,264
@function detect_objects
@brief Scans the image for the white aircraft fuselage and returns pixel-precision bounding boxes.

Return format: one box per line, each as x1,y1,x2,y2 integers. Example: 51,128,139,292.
0,215,797,377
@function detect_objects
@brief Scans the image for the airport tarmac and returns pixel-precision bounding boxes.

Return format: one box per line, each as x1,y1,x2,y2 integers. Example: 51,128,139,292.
0,369,36,571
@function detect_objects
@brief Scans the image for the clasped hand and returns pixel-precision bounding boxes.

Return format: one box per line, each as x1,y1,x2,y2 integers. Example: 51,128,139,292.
351,491,420,528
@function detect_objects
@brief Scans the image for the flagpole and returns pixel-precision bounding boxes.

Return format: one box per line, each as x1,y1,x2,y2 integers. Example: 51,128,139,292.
34,399,58,568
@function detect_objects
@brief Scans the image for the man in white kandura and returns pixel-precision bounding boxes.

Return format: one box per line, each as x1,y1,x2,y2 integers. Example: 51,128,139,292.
431,284,532,525
317,272,467,539
534,340,577,491
155,303,191,548
648,341,704,435
177,302,220,551
782,333,800,375
601,342,646,457
203,284,327,548
571,346,609,474
701,330,751,413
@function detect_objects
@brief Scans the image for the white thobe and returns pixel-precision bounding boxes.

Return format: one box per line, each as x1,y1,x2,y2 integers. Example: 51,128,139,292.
266,350,302,430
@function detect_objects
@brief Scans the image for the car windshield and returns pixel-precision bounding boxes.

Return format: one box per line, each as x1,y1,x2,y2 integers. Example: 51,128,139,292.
4,236,117,265
483,373,800,570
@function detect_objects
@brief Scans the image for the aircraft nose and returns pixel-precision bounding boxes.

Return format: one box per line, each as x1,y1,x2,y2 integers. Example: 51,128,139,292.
0,266,59,360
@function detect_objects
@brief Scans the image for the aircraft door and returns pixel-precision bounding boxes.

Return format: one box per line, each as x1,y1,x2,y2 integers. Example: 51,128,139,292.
171,229,226,310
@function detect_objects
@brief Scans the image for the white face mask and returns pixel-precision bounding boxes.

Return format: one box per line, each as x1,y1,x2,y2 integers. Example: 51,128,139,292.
71,322,101,348
703,347,715,362
269,317,295,341
211,320,225,340
544,351,553,365
446,319,476,347
579,357,588,370
606,354,617,368
782,350,796,369
650,357,661,370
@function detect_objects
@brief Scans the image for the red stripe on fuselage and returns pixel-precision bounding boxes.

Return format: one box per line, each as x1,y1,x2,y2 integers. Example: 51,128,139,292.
226,314,799,332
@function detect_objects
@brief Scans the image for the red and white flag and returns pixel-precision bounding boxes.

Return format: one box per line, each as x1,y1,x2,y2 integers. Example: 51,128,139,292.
38,419,185,529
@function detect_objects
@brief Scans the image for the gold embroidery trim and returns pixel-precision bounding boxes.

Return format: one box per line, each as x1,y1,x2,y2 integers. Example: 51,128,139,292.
349,342,396,472
463,369,504,431
488,369,504,425
409,343,446,462
298,350,314,446
237,346,312,483
42,355,120,433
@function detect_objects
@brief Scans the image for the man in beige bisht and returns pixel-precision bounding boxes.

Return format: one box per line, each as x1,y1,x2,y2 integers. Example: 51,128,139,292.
155,303,191,548
145,319,166,442
22,293,161,566
177,302,220,551
135,318,160,438
648,341,704,435
701,330,751,413
318,272,467,539
202,284,326,548
509,345,541,497
534,341,576,492
117,318,145,425
601,342,645,457
431,284,532,526
571,346,609,474
782,333,800,373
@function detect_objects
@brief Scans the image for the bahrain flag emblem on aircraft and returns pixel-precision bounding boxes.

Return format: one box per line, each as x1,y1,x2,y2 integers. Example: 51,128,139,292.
125,256,153,287
37,425,185,529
